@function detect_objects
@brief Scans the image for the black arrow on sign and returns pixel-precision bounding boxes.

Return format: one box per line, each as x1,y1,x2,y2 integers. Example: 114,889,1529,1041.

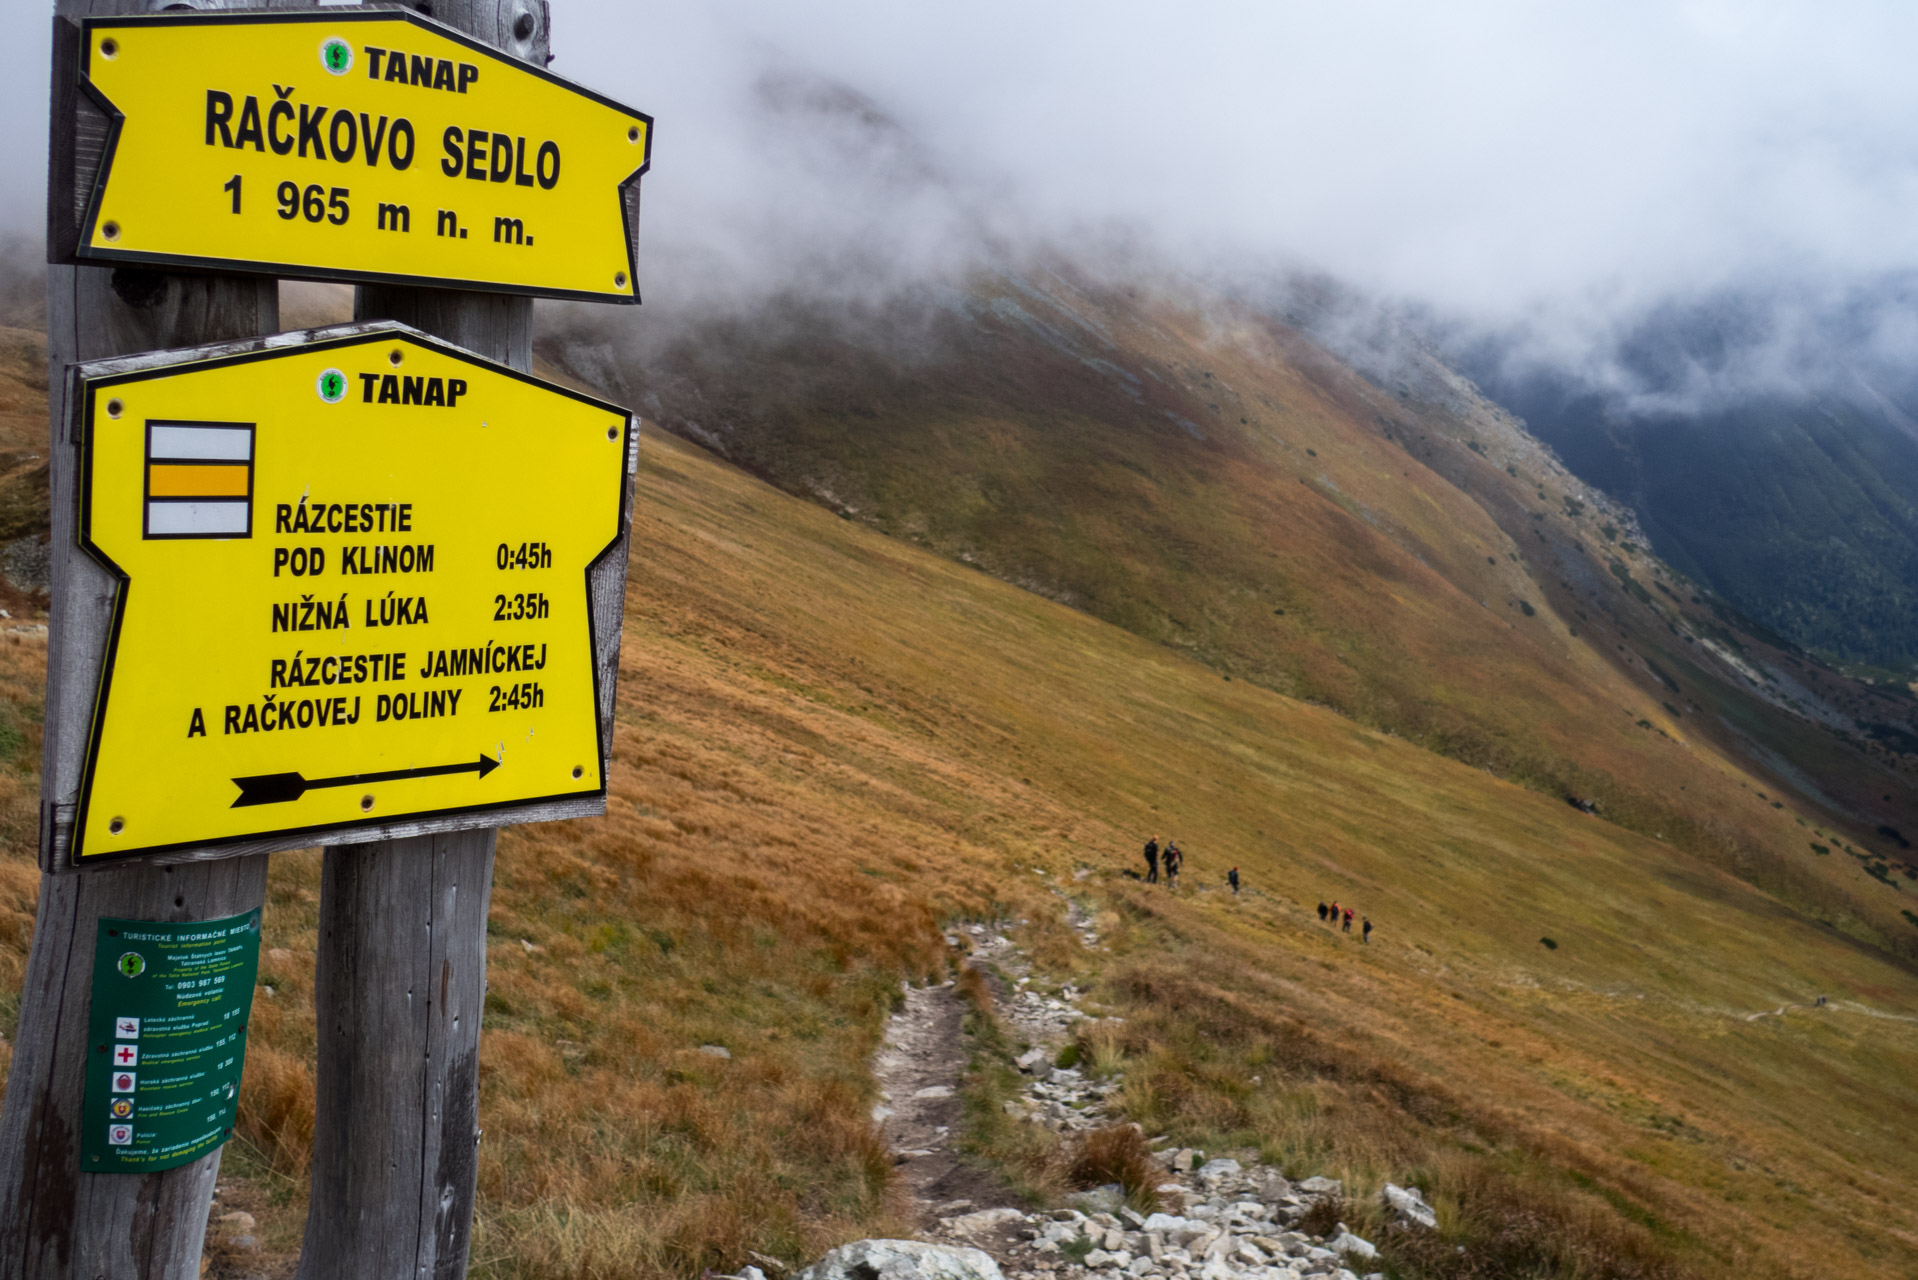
230,754,501,808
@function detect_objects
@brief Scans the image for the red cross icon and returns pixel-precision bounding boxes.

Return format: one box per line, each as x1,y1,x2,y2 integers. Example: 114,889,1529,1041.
113,1045,137,1066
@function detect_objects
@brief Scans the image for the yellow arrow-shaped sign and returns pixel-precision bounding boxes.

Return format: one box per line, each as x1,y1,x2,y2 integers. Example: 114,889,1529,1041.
69,325,632,863
66,12,652,302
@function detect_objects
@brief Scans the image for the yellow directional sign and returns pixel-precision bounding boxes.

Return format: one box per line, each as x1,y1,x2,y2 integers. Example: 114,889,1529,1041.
66,12,651,302
70,326,633,863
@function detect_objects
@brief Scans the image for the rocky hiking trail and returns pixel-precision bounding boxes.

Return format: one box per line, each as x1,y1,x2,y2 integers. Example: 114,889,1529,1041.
761,909,1434,1280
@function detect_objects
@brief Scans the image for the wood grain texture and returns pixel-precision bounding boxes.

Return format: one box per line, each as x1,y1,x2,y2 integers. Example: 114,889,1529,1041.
0,6,285,1274
299,5,563,1277
14,257,275,1272
296,832,495,1280
0,857,269,1280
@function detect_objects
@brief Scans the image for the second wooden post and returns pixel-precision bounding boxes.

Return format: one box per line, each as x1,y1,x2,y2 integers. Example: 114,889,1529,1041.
296,6,550,1275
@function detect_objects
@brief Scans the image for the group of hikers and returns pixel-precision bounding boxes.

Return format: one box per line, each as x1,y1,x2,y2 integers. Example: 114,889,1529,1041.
1319,899,1373,943
1138,839,1370,943
1141,836,1184,886
1143,836,1242,895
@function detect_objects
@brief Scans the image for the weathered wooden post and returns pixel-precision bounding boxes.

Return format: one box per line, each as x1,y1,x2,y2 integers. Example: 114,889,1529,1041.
298,9,545,1274
9,4,649,1275
0,4,280,1276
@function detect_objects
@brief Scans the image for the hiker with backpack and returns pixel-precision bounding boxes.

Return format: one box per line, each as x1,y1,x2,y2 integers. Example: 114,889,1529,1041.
1144,837,1160,884
1228,866,1240,895
1164,842,1183,888
1342,907,1353,933
1362,917,1373,944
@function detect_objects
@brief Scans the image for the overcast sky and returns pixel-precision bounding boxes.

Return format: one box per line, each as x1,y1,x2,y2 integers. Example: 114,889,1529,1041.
12,1,1918,357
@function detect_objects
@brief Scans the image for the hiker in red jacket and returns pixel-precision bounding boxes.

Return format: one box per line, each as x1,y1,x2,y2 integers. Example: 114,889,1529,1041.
1342,907,1353,933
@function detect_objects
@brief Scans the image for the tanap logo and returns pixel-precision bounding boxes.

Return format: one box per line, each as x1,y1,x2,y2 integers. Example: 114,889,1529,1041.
320,37,353,76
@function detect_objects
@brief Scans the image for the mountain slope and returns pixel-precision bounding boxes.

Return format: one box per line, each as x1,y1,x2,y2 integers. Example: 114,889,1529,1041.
544,266,1918,956
0,289,1911,1275
1457,315,1918,674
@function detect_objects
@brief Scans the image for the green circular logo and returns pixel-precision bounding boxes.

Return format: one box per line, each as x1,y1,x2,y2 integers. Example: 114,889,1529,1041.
316,368,348,404
117,952,145,979
320,37,353,76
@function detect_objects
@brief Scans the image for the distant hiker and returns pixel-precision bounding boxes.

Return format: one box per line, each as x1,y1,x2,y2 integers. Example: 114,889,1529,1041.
1144,837,1160,884
1165,843,1183,887
1330,900,1341,925
1317,901,1329,922
1362,917,1373,944
1342,908,1353,933
1228,866,1240,895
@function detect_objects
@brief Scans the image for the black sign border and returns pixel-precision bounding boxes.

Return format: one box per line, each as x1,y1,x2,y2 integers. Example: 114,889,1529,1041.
70,326,633,865
66,9,654,305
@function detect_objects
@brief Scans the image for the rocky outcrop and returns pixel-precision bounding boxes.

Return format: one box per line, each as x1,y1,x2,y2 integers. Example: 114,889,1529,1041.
1381,1184,1436,1230
796,1240,1006,1280
983,1155,1385,1280
822,919,1437,1280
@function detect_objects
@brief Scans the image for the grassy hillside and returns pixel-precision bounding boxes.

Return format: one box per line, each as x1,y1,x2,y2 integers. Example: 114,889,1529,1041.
0,275,1910,1278
543,269,1918,957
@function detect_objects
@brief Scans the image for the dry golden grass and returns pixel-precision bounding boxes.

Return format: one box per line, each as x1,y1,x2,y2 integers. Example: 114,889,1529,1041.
0,351,1910,1279
1066,1126,1160,1207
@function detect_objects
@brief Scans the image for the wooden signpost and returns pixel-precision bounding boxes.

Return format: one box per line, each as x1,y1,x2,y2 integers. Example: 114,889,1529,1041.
1,2,648,1276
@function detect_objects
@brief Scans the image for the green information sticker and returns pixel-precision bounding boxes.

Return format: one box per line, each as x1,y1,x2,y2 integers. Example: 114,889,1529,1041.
82,910,261,1173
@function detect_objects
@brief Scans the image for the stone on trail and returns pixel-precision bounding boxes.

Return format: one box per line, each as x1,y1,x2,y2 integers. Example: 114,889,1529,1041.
1297,1176,1342,1196
1139,1214,1188,1234
796,1240,1004,1280
1382,1182,1437,1229
699,1044,732,1059
1326,1227,1378,1263
946,1208,1027,1237
741,1268,768,1280
1069,1184,1126,1215
914,1085,956,1100
1016,1047,1052,1074
1195,1158,1241,1180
